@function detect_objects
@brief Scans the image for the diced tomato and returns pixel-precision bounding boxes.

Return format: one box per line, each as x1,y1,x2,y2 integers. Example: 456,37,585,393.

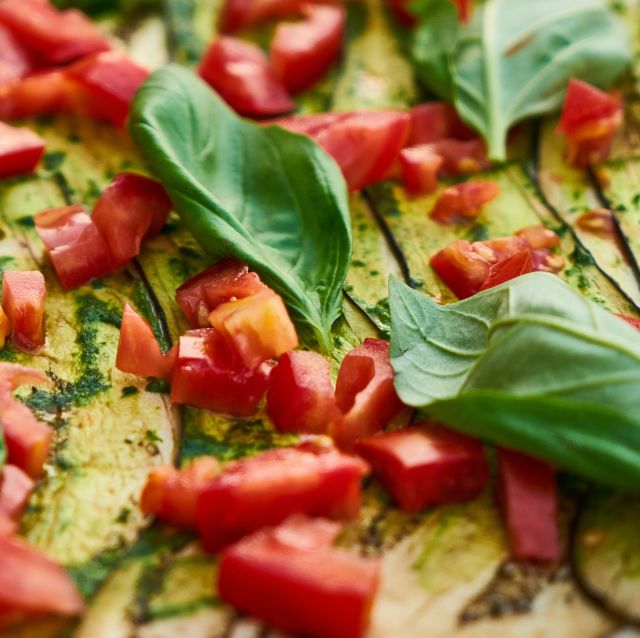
515,225,561,249
35,205,114,289
0,122,45,179
431,240,492,299
0,307,8,349
176,259,265,328
399,145,443,196
199,36,294,118
271,4,346,95
66,52,148,128
0,363,48,391
267,350,340,434
0,465,34,533
116,304,176,381
209,289,299,369
329,339,404,451
431,138,490,176
557,79,623,168
355,424,488,512
0,70,69,121
497,449,561,563
141,457,220,530
0,0,110,65
430,181,500,224
0,23,34,86
453,0,471,22
196,442,369,552
387,0,416,26
576,208,616,236
407,103,475,146
269,111,350,136
0,536,84,616
1,271,46,351
618,314,640,331
218,516,380,638
92,173,172,265
220,0,302,32
479,250,534,291
171,328,271,416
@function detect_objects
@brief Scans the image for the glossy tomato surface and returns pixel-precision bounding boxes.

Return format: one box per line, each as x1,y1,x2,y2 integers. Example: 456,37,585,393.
1,270,46,351
407,102,475,146
0,465,34,534
399,144,443,196
430,181,500,224
0,122,45,179
479,250,534,291
0,23,34,85
220,0,303,32
0,70,69,121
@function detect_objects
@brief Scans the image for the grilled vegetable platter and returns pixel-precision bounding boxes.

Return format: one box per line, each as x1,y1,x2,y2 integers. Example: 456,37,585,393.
2,0,640,636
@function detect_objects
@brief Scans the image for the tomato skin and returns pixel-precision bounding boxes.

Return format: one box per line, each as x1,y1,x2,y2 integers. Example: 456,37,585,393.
0,23,34,86
431,240,491,299
65,52,148,128
453,0,471,22
196,443,369,552
515,225,561,250
218,516,380,638
35,205,114,289
0,70,69,121
479,250,534,291
0,536,84,616
399,145,443,196
171,328,271,416
0,122,45,179
0,465,34,534
1,271,46,351
430,181,500,224
141,457,220,530
330,339,404,451
0,0,110,65
267,350,340,434
92,173,172,265
176,259,265,328
430,138,490,176
271,4,346,95
268,111,349,136
408,103,475,146
618,314,640,331
199,37,294,118
497,449,560,563
209,289,299,370
220,0,302,32
0,307,9,350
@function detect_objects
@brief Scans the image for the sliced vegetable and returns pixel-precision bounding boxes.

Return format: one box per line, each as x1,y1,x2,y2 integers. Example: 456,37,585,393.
209,289,299,369
141,457,220,530
330,339,404,451
176,259,265,328
199,37,294,117
218,516,380,638
557,78,623,168
35,205,113,289
429,181,500,224
267,350,340,434
116,303,176,381
271,4,346,95
407,102,474,146
0,465,34,533
196,442,369,552
0,122,45,179
171,328,271,417
0,23,34,85
1,271,46,351
0,0,110,64
497,448,560,563
399,145,443,196
92,172,172,265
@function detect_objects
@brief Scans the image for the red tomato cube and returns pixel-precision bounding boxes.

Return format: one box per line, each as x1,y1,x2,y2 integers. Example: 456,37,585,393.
271,4,346,95
141,457,220,530
92,172,172,265
0,464,34,533
199,37,294,118
497,448,561,563
399,144,443,195
267,350,340,434
171,328,271,417
430,181,500,224
0,306,8,349
407,102,475,146
196,442,369,552
430,138,490,176
218,516,380,638
479,250,534,291
176,259,265,328
431,239,492,299
219,0,302,32
355,424,489,512
618,314,640,331
35,205,114,289
0,70,70,121
0,122,45,179
0,23,34,85
1,270,46,351
330,339,404,451
209,289,299,370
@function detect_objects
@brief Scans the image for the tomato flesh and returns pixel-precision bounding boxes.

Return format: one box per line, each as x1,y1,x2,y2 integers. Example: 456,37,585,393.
141,457,220,530
209,289,299,370
0,122,45,179
408,102,475,146
0,0,110,65
430,181,500,224
218,516,380,638
0,465,34,534
497,448,560,563
430,138,490,176
176,259,265,328
220,0,302,32
196,442,369,552
267,350,340,434
1,270,46,351
92,172,172,265
618,314,640,331
355,424,488,513
479,250,534,291
330,339,404,451
271,4,346,95
0,306,8,349
0,70,69,121
399,145,443,196
0,23,34,85
171,328,271,416
199,36,294,118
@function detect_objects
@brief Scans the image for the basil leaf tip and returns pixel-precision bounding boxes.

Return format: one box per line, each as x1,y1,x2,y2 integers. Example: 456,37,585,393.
128,65,352,352
389,272,640,488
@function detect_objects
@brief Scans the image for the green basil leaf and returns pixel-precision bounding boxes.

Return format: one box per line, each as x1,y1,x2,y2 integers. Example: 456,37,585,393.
411,0,631,160
129,65,351,352
389,273,640,486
